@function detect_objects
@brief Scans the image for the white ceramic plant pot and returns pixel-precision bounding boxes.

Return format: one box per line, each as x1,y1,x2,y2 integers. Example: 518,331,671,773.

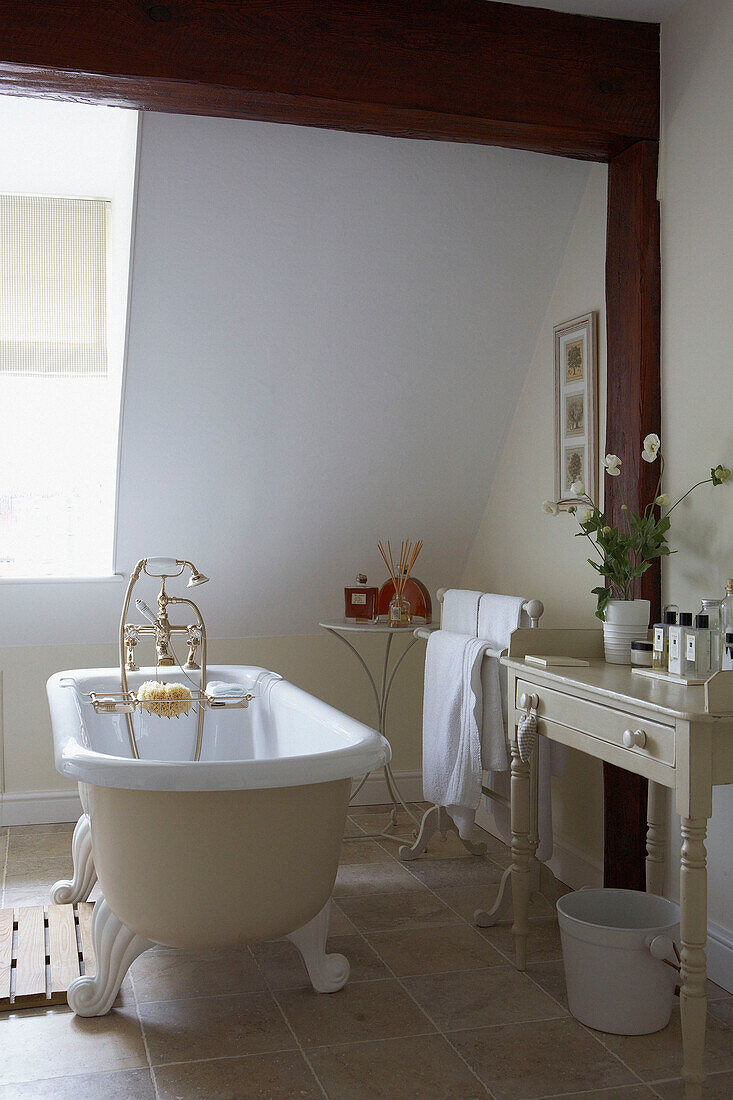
602,599,651,665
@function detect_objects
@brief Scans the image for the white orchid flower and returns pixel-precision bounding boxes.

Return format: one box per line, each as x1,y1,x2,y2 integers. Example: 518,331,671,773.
542,500,559,516
655,493,669,506
604,454,622,476
642,433,661,463
570,480,585,497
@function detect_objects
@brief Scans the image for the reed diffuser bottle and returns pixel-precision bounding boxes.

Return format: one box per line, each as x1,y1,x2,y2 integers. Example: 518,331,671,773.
377,539,425,627
377,573,432,622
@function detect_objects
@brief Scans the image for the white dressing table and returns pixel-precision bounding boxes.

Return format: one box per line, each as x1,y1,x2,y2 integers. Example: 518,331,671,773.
502,628,733,1100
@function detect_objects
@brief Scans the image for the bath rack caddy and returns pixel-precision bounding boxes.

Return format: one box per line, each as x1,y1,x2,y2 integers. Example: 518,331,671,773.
85,688,254,716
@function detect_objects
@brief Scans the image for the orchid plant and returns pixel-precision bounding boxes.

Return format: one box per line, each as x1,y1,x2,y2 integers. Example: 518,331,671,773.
543,434,731,620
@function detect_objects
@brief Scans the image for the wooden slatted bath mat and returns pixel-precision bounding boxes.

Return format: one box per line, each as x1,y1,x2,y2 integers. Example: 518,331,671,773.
0,902,95,1011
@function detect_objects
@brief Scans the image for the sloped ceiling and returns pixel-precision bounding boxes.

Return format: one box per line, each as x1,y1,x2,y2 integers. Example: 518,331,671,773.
112,113,592,638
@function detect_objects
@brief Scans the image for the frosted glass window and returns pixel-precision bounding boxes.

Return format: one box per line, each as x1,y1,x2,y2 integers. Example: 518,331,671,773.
0,195,109,377
0,195,119,577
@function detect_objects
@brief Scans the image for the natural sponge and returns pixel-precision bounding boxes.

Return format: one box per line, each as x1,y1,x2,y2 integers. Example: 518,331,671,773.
137,680,193,719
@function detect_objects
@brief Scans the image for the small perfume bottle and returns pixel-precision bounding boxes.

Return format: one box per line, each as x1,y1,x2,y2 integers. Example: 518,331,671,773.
653,609,677,671
668,612,691,675
344,574,378,621
685,614,712,679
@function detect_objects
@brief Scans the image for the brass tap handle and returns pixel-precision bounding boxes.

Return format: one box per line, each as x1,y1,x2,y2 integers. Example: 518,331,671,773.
124,625,139,671
185,626,202,670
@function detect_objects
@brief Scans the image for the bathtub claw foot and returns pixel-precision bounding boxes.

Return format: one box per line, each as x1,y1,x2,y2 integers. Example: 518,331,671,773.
67,899,152,1017
51,813,98,904
286,900,350,993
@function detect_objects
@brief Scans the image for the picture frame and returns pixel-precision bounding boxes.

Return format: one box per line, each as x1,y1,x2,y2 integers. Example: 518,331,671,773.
554,311,597,504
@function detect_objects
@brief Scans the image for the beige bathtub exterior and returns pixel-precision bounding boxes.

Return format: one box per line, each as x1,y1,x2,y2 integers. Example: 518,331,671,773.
89,778,350,949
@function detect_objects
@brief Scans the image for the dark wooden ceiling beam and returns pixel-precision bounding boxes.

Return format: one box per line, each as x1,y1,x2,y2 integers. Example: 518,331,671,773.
0,0,659,161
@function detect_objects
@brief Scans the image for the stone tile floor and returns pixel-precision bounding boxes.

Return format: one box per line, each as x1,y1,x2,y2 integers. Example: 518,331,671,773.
1,807,732,1098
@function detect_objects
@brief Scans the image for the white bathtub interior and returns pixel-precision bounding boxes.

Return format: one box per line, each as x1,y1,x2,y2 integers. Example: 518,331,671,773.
61,666,371,764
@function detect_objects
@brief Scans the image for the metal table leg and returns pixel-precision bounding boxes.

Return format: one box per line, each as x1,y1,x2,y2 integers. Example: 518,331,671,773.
323,625,422,842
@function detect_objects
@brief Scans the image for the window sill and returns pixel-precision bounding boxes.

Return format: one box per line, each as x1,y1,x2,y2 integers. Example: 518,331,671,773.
0,574,125,585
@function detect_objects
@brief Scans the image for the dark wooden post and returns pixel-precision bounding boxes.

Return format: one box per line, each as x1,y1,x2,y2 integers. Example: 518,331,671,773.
603,139,662,889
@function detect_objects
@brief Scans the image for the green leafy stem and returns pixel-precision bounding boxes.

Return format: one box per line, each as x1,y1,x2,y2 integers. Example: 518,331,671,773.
544,444,731,621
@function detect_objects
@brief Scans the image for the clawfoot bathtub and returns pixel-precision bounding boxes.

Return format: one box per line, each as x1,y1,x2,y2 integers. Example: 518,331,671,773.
47,666,389,1016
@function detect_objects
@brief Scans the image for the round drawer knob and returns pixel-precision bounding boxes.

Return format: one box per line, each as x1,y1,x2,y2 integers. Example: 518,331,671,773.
519,692,538,711
622,729,647,749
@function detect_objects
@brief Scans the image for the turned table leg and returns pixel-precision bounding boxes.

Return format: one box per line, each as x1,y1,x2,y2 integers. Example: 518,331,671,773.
646,781,667,896
510,739,532,971
680,816,708,1099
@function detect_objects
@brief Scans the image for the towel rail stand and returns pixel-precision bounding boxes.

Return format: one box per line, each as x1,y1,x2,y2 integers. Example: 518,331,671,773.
403,588,545,929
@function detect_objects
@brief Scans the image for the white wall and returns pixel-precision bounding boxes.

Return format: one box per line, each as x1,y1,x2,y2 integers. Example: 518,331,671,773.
0,107,591,806
462,164,608,877
661,0,733,984
115,116,591,638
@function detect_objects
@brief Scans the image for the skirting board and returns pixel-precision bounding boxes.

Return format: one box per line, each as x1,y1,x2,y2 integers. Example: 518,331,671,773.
349,770,423,807
0,771,424,825
1,788,83,827
475,801,603,892
707,919,733,996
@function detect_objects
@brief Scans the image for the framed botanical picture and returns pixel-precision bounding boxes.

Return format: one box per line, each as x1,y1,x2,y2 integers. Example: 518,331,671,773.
554,311,597,503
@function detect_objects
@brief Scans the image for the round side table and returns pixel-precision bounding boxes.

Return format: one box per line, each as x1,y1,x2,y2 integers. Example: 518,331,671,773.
319,618,436,844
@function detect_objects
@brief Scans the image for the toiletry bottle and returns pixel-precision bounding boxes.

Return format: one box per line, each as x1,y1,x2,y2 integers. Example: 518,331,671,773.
722,580,733,644
724,632,733,672
701,599,723,671
653,609,677,671
669,612,691,676
686,614,712,679
344,574,378,621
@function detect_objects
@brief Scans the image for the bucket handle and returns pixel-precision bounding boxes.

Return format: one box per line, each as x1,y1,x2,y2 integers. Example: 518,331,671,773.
648,934,681,973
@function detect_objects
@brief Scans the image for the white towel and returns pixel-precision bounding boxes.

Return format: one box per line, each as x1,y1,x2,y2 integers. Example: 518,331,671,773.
441,589,483,635
477,593,526,651
477,594,525,773
480,655,509,773
475,586,562,863
422,629,486,839
206,681,250,698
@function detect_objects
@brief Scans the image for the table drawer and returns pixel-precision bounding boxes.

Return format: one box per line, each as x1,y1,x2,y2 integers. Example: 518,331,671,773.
515,678,675,767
